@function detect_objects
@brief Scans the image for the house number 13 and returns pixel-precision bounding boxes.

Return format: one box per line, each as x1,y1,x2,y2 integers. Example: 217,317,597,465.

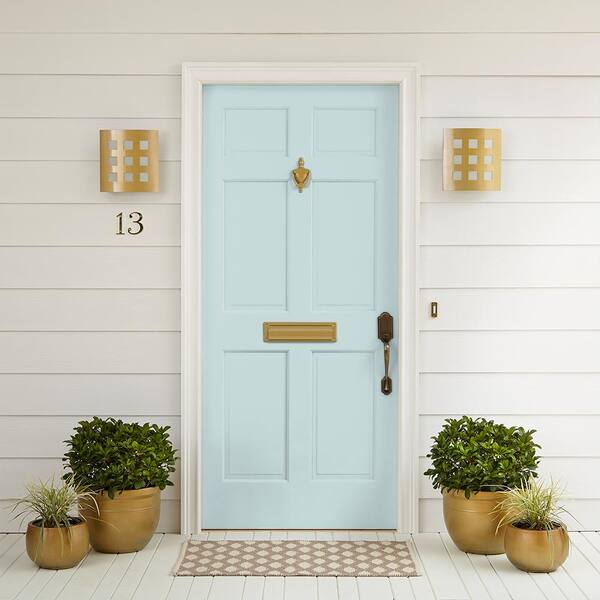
116,212,144,235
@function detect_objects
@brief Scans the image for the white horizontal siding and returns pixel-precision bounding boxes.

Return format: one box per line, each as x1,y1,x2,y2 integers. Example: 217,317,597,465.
2,0,598,33
419,457,600,499
0,205,180,246
2,14,600,533
422,203,600,245
0,118,180,160
422,118,600,160
0,75,180,118
0,332,180,373
421,331,600,373
0,161,180,204
0,290,179,331
420,415,600,458
0,416,179,458
420,373,600,415
0,374,179,415
422,246,600,288
421,160,600,204
0,247,180,288
2,34,600,76
420,289,600,330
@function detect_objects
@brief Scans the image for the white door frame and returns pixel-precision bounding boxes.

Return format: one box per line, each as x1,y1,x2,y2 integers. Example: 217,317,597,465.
181,62,420,535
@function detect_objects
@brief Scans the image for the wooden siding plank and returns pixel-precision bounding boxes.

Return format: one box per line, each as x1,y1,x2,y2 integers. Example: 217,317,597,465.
0,247,180,289
0,205,180,247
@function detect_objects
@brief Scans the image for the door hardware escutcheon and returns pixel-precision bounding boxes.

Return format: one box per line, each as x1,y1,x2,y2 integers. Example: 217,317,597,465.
377,312,394,395
291,157,311,192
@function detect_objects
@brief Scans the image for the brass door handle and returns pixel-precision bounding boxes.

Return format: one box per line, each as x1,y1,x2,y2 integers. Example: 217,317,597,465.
378,312,394,395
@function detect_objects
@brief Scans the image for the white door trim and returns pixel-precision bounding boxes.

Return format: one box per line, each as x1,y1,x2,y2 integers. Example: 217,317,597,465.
181,62,420,535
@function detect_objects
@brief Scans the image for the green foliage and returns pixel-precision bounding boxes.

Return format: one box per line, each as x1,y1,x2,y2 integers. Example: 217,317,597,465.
12,476,97,529
424,416,540,498
495,476,568,531
63,417,177,499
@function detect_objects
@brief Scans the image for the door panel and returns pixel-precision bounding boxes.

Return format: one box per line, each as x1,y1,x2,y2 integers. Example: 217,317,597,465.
202,85,399,528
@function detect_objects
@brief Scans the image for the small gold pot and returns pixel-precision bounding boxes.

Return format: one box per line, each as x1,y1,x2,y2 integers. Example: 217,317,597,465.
80,487,160,554
504,524,569,572
26,519,89,569
443,489,506,554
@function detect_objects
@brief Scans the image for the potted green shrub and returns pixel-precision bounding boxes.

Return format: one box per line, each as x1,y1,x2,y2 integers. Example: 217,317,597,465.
495,477,569,572
63,417,177,553
12,477,96,569
424,416,540,554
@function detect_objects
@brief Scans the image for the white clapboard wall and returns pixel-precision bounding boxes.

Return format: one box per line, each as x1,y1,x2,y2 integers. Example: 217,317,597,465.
1,2,600,532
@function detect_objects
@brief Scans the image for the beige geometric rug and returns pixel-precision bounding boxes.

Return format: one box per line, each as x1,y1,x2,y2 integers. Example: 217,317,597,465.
173,540,419,577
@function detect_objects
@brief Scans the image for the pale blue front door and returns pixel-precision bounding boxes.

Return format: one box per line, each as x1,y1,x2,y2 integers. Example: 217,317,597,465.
202,85,399,529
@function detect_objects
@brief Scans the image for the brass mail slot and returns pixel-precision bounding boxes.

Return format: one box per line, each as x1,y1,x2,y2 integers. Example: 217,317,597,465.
263,322,337,342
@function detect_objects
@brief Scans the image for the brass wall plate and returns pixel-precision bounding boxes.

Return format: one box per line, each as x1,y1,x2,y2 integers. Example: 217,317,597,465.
263,322,337,342
100,129,159,192
443,128,501,191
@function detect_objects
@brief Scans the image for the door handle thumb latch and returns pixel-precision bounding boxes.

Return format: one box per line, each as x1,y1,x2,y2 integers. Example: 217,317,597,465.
377,312,394,395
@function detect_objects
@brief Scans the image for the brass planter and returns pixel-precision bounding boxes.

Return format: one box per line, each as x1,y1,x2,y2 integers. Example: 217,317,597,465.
505,524,569,572
81,487,160,553
26,519,89,569
443,490,506,554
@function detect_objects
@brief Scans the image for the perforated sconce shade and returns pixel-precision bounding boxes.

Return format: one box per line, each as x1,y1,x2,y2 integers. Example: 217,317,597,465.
100,129,159,192
443,128,501,191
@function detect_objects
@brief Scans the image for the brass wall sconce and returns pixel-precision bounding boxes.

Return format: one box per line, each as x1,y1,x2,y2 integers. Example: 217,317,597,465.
100,129,159,192
443,128,501,191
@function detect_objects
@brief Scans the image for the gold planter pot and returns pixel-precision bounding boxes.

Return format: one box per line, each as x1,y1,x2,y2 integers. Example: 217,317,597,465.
443,490,506,554
504,524,569,572
81,487,160,554
26,519,89,569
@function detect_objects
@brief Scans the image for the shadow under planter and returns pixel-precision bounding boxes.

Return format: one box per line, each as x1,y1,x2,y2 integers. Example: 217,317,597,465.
81,487,160,554
443,490,506,555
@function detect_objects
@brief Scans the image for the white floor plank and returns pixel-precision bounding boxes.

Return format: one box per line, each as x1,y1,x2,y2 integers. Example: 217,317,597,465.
487,554,546,600
2,531,600,600
285,531,316,541
467,554,511,600
548,566,587,600
269,532,288,541
241,576,265,600
207,531,226,541
571,531,600,571
225,531,254,541
317,576,338,600
252,531,271,541
0,535,25,578
56,550,115,600
207,576,245,600
356,577,394,600
34,553,91,600
187,576,213,600
283,576,318,600
0,548,39,600
337,577,360,600
14,567,57,600
528,572,569,600
440,533,492,600
262,576,284,600
315,531,334,541
110,534,164,600
349,531,378,541
389,576,415,600
411,533,468,600
131,534,184,600
89,553,136,600
165,577,194,600
560,536,600,599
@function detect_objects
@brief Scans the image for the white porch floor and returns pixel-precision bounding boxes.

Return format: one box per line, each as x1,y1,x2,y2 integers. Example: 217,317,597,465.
1,530,599,600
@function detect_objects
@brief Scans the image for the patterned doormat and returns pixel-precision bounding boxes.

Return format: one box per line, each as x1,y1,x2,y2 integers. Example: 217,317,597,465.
173,540,419,577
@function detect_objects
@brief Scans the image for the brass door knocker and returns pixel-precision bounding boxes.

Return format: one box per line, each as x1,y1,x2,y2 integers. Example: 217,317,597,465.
291,157,311,193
